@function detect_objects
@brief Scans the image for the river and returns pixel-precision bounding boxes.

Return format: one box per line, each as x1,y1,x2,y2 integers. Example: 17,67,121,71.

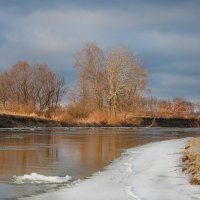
0,127,199,199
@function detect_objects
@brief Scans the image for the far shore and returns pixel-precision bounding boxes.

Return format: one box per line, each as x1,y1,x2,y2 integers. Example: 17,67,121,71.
0,113,199,128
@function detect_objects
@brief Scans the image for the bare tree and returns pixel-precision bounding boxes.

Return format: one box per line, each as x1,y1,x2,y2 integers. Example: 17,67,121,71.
9,61,34,106
104,45,147,116
0,71,12,108
74,42,105,110
72,43,148,119
159,100,172,118
33,63,66,113
172,97,193,118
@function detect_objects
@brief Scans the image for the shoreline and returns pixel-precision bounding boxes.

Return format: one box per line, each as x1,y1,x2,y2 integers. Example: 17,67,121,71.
182,137,200,184
22,138,200,200
0,114,199,128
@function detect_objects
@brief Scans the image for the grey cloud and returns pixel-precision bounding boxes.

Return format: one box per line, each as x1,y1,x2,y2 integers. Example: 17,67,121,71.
0,0,199,100
149,72,200,100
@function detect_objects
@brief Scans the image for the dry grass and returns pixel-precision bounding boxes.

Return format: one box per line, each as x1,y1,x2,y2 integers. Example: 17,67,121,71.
0,109,47,119
73,110,143,126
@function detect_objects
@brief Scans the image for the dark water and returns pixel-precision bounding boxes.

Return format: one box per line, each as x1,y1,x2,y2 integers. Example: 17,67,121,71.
0,127,199,199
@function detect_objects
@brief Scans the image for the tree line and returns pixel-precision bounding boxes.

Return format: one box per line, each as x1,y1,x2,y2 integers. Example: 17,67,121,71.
140,96,200,118
0,42,199,121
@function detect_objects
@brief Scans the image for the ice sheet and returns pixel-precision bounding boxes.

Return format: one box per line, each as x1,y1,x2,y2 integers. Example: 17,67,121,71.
22,138,200,200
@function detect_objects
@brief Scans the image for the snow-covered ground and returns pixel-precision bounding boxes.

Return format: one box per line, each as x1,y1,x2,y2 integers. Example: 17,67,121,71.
21,138,200,200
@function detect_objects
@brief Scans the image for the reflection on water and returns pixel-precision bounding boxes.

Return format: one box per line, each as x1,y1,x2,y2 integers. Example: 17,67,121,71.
0,127,199,199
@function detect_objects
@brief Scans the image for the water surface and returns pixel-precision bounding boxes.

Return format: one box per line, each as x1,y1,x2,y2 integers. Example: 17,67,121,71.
0,127,199,199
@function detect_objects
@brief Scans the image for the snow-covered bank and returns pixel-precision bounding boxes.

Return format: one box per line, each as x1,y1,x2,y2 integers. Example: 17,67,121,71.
22,138,200,200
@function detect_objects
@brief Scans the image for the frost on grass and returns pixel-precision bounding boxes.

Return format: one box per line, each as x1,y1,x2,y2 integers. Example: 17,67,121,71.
22,138,200,200
13,173,72,184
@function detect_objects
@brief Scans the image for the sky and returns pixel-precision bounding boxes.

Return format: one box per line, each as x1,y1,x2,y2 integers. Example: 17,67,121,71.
0,0,199,101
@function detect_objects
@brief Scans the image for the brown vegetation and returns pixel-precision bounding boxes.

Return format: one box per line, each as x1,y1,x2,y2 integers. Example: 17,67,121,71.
65,43,199,123
69,43,148,121
0,42,199,125
0,61,66,118
182,138,200,184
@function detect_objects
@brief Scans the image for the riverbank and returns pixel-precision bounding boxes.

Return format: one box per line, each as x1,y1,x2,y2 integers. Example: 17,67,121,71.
182,137,200,184
0,114,61,128
22,138,200,200
0,114,199,128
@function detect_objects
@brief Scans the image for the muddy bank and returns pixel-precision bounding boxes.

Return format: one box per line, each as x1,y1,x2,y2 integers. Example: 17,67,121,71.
73,117,200,128
0,114,199,128
141,117,200,128
182,137,200,184
0,114,61,128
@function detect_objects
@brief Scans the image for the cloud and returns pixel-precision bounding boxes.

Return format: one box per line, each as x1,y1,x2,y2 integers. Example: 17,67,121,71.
0,0,199,100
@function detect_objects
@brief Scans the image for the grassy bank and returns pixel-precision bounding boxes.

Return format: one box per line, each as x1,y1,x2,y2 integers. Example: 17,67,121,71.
182,138,200,184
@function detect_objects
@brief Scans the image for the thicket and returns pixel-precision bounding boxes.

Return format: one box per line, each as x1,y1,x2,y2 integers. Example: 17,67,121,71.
0,43,199,122
0,61,65,117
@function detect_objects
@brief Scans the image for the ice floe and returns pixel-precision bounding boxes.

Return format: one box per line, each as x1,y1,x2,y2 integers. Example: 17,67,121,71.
13,173,72,184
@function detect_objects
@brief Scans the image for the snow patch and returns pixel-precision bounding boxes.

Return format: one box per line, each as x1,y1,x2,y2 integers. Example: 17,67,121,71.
13,173,72,184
